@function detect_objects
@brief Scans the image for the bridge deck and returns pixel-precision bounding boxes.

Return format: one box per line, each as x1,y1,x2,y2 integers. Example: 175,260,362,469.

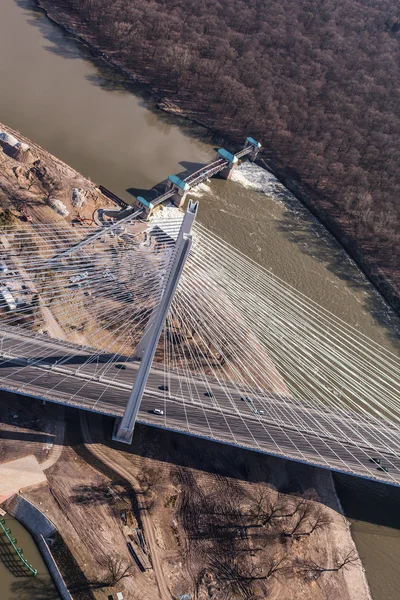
0,329,398,488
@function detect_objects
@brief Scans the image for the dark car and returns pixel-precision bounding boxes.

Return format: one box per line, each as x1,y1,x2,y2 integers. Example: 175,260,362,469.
369,457,381,465
240,395,253,403
115,364,127,370
377,465,389,473
159,384,169,391
204,391,214,398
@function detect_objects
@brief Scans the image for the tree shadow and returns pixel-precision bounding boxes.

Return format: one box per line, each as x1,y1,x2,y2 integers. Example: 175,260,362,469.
9,576,59,600
70,483,131,506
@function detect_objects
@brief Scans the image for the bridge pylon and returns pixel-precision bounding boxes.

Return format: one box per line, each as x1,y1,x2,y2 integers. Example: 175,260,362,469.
112,201,198,444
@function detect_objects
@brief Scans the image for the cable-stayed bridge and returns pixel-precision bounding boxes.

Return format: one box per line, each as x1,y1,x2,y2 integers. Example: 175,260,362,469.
0,203,399,486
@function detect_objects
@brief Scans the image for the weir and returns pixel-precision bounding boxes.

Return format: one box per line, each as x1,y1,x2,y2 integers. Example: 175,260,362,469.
135,137,261,214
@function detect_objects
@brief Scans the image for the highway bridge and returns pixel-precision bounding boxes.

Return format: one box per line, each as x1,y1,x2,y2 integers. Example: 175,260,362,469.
0,327,399,486
0,172,398,487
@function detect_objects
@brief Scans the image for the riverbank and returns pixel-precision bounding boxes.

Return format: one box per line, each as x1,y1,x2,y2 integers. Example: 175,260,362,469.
83,413,372,600
0,381,373,600
34,0,400,319
0,120,117,227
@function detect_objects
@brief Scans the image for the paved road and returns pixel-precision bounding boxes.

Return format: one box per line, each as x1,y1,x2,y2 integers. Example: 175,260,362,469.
0,328,399,486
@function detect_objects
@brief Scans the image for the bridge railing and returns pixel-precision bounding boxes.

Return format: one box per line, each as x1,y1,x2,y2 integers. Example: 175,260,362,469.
235,146,253,159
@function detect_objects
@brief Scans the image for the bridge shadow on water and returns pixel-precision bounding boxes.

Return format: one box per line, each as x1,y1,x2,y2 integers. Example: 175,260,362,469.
334,472,400,531
126,158,220,200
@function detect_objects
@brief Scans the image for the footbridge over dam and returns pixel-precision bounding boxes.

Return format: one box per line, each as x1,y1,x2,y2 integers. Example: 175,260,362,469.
130,136,261,213
0,161,399,488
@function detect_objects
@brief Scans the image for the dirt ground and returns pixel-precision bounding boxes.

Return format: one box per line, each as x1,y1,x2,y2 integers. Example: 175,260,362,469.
0,121,115,228
95,416,370,600
25,413,159,600
0,396,370,600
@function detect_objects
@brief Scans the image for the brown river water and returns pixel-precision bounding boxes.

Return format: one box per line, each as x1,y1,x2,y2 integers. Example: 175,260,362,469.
0,1,399,599
0,513,58,599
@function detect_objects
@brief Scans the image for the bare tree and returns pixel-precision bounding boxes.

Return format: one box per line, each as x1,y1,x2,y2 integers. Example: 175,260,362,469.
98,555,134,586
282,503,331,539
212,552,290,598
138,466,162,496
296,549,359,580
248,489,306,528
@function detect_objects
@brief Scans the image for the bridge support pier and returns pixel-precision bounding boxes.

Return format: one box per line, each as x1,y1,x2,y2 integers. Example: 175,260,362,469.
136,196,154,217
217,149,238,180
244,137,262,162
166,175,191,208
112,201,198,444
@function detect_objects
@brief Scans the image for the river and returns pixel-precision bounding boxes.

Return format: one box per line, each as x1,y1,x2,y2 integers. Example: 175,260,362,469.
0,1,399,599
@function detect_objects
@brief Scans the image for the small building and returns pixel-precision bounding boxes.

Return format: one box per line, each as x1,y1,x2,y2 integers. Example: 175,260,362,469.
217,148,238,164
136,196,154,213
167,174,190,192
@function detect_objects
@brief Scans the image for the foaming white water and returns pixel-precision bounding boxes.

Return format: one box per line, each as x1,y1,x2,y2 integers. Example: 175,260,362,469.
231,161,288,199
150,205,182,221
189,181,213,198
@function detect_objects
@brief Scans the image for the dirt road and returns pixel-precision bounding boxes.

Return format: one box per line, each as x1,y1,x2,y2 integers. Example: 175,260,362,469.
79,413,171,600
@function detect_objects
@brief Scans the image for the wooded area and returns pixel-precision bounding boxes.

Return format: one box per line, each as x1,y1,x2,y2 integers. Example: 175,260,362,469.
62,0,400,294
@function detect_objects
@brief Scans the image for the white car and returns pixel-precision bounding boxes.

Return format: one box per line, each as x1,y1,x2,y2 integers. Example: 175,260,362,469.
153,408,164,415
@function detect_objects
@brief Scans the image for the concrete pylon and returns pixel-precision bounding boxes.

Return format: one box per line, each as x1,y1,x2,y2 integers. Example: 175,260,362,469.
113,201,198,444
